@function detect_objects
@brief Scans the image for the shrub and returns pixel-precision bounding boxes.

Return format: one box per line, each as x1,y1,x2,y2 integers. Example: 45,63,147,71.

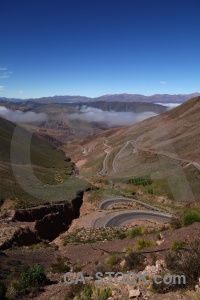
147,188,153,194
51,256,71,273
170,241,185,251
127,226,143,238
105,253,121,266
77,283,93,300
19,264,47,290
98,288,112,300
65,283,111,300
73,259,83,272
65,282,84,300
135,238,156,250
124,252,145,272
123,247,133,255
166,239,200,287
116,231,127,240
141,227,149,235
183,209,200,226
11,279,21,290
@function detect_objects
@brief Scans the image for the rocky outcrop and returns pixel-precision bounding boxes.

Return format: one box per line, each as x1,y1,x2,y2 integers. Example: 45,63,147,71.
13,191,83,222
0,191,84,250
34,193,83,240
0,226,40,250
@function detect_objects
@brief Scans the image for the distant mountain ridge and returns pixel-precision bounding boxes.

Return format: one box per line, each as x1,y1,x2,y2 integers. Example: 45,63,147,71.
0,92,199,104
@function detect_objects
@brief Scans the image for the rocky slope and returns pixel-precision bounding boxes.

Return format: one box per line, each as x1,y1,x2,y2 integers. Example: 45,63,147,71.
64,96,200,202
0,191,84,250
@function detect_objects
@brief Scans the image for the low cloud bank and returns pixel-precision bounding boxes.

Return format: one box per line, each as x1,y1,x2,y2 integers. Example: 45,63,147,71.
68,106,158,127
156,103,181,109
0,106,47,123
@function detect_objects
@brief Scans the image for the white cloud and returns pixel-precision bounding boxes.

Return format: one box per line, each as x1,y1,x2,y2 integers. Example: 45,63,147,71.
0,85,5,91
0,106,47,123
156,102,181,109
0,68,7,71
0,71,13,78
160,81,167,85
67,106,158,127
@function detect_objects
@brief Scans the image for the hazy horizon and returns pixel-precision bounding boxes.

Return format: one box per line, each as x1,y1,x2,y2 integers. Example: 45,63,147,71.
0,92,200,101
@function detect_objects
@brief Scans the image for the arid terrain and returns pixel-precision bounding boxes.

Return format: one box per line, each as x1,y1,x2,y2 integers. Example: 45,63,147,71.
0,96,200,299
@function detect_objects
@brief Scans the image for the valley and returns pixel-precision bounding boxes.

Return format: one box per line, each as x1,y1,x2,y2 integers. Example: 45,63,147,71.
1,1,200,298
0,95,200,300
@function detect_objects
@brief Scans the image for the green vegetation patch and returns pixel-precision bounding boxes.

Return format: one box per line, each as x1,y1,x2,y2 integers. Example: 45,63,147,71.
65,282,111,300
127,226,149,238
170,240,185,251
124,175,153,186
135,238,156,250
10,264,48,292
105,253,121,266
183,209,200,226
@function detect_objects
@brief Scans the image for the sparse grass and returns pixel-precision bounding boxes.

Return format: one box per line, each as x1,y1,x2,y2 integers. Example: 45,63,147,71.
87,188,120,204
62,226,156,246
105,253,121,266
15,264,47,290
123,247,133,255
73,259,84,272
51,256,71,273
135,238,156,250
64,282,111,300
61,225,158,246
98,287,112,300
115,231,127,240
127,226,146,238
62,227,128,245
170,241,185,251
64,282,85,300
27,242,49,251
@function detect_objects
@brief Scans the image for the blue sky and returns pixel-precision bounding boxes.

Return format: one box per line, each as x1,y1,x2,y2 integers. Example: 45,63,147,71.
0,0,200,98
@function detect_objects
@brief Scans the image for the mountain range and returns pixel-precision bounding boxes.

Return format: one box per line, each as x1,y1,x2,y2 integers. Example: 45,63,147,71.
0,92,199,104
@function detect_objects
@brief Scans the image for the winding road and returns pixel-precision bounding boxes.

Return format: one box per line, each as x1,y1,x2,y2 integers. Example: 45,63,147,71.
98,137,200,176
99,197,161,211
93,209,172,228
92,197,172,228
131,140,200,172
99,141,112,176
112,141,133,174
105,211,172,227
